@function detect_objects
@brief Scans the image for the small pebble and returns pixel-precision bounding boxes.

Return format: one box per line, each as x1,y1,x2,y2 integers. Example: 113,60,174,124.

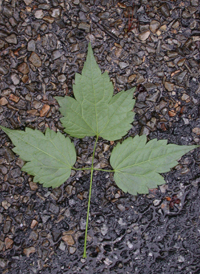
23,247,36,257
11,74,20,85
9,94,20,103
35,10,44,19
29,52,42,67
62,235,75,246
40,104,50,117
0,97,8,105
5,34,17,44
138,30,150,41
192,128,200,135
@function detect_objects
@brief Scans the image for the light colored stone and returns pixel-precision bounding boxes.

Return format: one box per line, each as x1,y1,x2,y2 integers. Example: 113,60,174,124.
78,22,90,32
31,220,38,229
138,30,150,41
43,16,54,23
58,74,66,82
35,10,44,19
51,8,60,18
2,201,11,210
9,94,20,103
69,246,76,254
5,34,17,44
29,181,38,190
29,52,42,67
23,246,36,257
62,235,75,246
5,238,13,249
119,62,129,69
11,74,20,85
181,94,190,101
150,20,160,33
0,97,8,106
164,82,174,91
27,40,35,51
192,127,200,135
59,241,66,251
24,0,32,4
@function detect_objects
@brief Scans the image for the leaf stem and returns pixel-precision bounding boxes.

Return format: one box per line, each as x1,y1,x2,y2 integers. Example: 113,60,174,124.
83,135,99,258
94,168,113,172
72,167,113,172
71,167,93,171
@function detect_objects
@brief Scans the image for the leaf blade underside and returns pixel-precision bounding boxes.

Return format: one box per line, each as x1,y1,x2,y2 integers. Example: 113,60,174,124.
56,43,135,141
110,135,199,195
0,126,76,188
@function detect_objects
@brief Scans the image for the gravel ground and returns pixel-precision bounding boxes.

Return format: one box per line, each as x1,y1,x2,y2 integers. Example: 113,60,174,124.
0,0,200,273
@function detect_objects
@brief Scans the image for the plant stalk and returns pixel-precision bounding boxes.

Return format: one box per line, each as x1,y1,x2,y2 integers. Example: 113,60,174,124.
83,135,99,258
72,167,113,172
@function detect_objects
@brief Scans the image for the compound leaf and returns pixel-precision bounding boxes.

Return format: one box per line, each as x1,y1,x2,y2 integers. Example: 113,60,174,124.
0,126,76,188
110,135,199,195
56,43,135,141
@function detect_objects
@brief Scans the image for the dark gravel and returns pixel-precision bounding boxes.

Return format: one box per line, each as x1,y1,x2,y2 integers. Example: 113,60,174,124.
0,0,200,273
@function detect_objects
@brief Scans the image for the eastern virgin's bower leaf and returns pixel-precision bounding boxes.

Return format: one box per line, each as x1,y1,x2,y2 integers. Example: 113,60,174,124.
0,126,76,188
56,43,135,141
110,135,199,195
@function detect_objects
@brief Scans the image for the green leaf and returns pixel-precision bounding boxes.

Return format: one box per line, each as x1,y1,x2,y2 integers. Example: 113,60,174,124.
0,126,76,188
56,43,135,141
110,135,199,195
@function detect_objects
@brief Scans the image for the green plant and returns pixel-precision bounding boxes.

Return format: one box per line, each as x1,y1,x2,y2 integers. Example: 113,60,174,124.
0,43,199,258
